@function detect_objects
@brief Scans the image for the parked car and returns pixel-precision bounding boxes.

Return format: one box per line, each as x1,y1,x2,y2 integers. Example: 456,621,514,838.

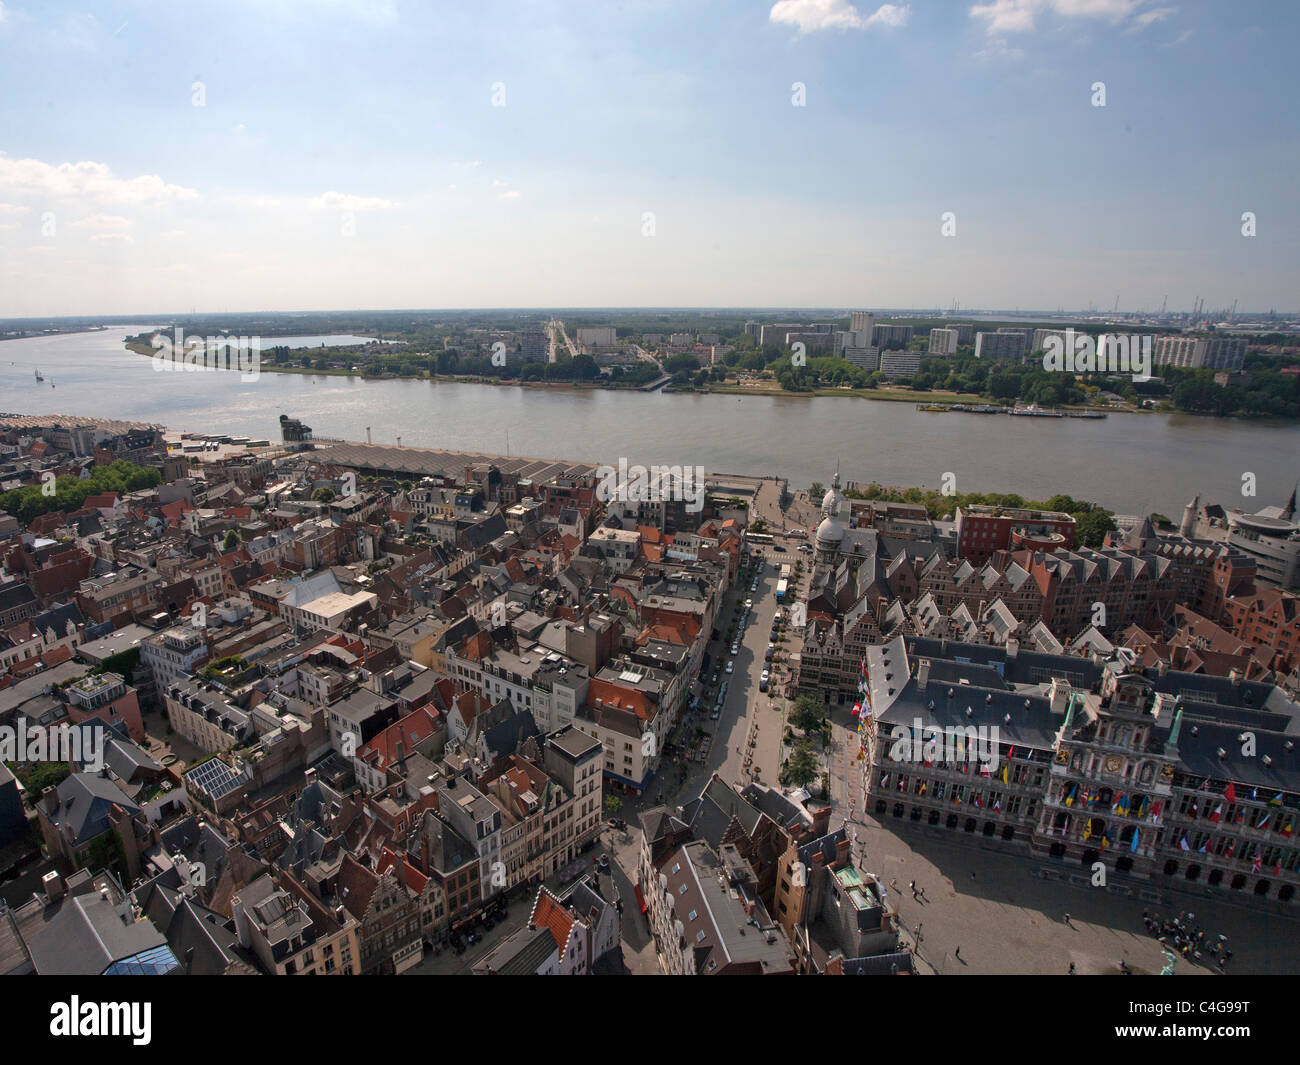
760,669,770,683
726,661,734,674
759,679,769,693
744,598,753,609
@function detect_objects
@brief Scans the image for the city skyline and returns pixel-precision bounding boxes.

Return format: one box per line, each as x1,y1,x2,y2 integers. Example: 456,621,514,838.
1,0,1297,317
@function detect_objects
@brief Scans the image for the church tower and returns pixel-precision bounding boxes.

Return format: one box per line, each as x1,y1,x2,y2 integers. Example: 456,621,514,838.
814,469,846,567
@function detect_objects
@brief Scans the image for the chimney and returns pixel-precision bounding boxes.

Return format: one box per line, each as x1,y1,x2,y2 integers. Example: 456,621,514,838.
41,870,66,901
916,659,930,691
1049,677,1072,716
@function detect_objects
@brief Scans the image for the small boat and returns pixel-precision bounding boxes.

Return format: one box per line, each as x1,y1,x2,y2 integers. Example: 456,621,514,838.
35,368,43,381
1009,404,1063,417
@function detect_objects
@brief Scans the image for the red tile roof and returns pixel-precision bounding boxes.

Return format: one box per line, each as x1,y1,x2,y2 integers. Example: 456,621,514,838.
530,887,576,954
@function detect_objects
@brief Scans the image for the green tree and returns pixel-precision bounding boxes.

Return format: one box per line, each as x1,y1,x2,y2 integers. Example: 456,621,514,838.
789,694,828,735
1075,509,1118,548
784,739,821,788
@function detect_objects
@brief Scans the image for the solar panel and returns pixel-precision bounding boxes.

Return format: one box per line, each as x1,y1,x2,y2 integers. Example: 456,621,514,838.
184,758,246,799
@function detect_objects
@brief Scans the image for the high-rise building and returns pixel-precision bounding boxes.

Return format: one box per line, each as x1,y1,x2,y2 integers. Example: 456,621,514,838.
1153,336,1246,370
997,327,1035,356
928,328,959,356
843,348,881,372
850,311,875,348
879,351,921,378
576,327,617,348
871,324,913,349
973,331,1026,360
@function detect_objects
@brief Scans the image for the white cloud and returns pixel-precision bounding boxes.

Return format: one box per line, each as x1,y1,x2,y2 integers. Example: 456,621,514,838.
0,157,198,204
71,213,132,229
497,190,521,200
307,191,400,211
492,178,509,188
969,0,1157,36
770,0,910,33
974,36,1026,57
1132,6,1175,27
90,232,133,243
0,202,29,217
160,229,186,239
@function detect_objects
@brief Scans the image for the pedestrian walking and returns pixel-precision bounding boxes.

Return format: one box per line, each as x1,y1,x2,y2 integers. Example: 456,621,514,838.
1064,912,1071,927
954,946,962,961
1068,962,1076,974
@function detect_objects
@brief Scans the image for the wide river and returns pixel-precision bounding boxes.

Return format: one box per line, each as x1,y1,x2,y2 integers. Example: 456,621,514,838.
2,325,1297,518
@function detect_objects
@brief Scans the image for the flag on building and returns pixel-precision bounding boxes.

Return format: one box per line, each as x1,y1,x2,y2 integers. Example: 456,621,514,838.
1224,782,1237,804
1178,835,1190,851
1130,829,1139,853
1210,804,1222,824
1271,791,1284,806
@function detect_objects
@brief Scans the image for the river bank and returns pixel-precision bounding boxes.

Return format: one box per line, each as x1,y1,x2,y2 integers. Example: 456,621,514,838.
4,326,1295,518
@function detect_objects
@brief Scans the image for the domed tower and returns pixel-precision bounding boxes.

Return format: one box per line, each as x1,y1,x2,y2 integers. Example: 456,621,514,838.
814,470,846,566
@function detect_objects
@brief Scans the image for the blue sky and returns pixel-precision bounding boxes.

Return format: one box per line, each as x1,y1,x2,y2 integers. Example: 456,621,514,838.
0,0,1295,316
